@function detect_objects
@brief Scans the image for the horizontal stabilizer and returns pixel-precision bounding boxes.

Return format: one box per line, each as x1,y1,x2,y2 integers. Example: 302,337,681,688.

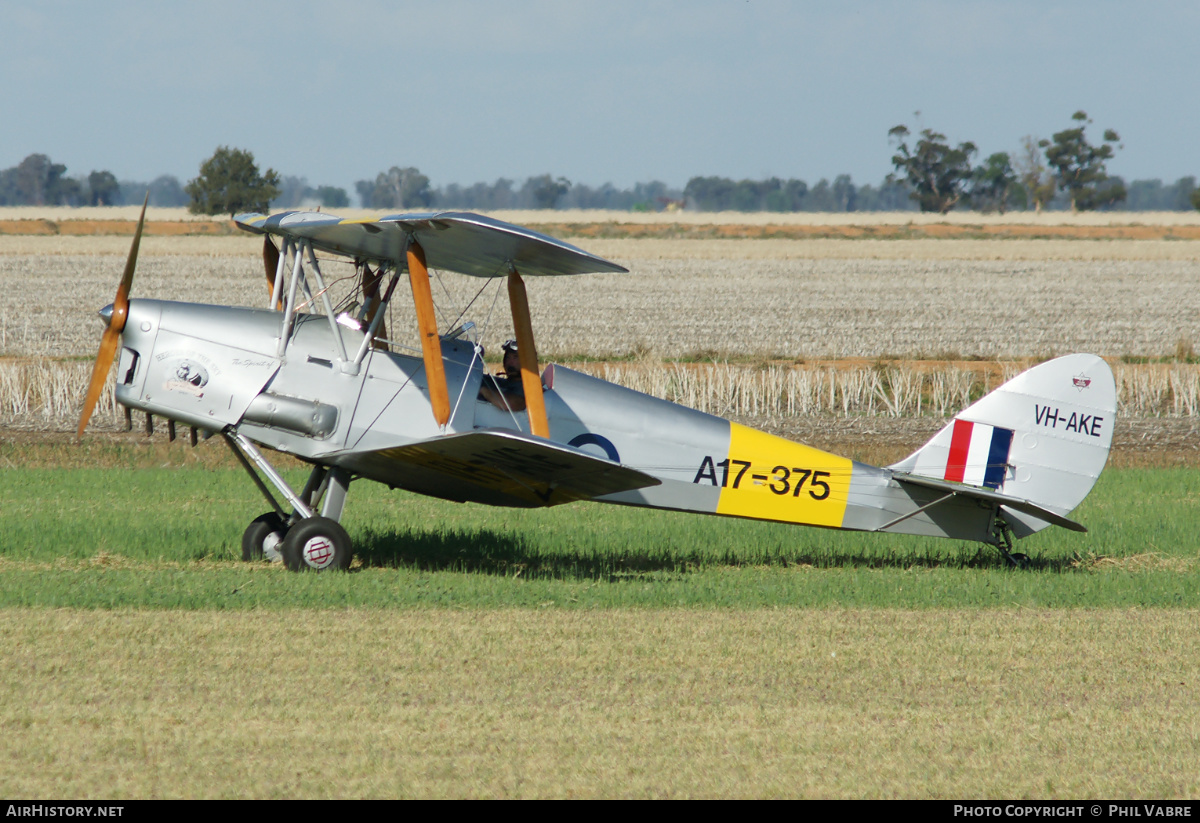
364,429,660,508
235,211,628,277
891,472,1086,532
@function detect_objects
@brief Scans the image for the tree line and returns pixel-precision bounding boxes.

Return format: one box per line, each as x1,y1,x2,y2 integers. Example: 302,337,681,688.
353,169,685,212
889,110,1141,214
0,154,121,206
3,112,1198,214
884,110,1198,214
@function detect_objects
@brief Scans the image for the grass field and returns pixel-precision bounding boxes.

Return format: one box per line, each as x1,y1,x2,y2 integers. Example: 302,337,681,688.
0,455,1197,608
1,445,1197,797
2,608,1198,799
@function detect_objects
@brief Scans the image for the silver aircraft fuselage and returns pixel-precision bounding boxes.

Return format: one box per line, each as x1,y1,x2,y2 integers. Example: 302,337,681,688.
113,297,1001,542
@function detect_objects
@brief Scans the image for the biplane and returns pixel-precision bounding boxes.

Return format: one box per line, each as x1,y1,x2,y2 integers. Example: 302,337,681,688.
77,201,1116,570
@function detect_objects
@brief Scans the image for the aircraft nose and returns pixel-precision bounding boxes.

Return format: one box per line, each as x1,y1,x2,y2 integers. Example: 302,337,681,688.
98,303,114,327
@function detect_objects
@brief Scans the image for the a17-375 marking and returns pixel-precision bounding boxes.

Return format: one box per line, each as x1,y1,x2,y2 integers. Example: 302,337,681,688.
700,422,852,527
694,457,832,500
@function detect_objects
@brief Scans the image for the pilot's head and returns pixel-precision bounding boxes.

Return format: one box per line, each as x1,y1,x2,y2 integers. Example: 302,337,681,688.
502,339,520,376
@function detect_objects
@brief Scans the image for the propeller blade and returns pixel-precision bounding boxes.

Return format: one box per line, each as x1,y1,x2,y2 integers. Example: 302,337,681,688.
76,325,121,440
76,193,148,441
111,193,149,334
263,236,282,309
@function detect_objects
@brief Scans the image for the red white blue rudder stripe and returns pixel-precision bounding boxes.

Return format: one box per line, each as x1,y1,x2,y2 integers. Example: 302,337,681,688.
942,420,1013,489
901,418,1014,489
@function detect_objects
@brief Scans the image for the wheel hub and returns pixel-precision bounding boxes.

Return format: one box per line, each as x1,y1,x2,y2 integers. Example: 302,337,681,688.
302,535,336,569
262,530,284,563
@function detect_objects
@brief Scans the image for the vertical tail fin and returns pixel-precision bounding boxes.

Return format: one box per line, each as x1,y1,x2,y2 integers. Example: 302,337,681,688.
889,354,1115,536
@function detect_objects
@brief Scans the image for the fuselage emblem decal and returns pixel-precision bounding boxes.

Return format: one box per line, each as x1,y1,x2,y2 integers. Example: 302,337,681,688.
164,359,210,397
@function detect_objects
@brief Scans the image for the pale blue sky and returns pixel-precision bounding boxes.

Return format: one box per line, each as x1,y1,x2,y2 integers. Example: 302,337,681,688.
2,1,1195,195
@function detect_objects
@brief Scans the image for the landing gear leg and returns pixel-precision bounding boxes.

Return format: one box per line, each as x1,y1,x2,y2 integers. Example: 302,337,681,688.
992,516,1029,569
224,432,354,571
294,465,350,521
319,468,351,521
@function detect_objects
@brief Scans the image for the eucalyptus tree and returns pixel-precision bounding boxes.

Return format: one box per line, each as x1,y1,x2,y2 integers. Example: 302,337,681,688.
888,125,977,213
1040,111,1125,211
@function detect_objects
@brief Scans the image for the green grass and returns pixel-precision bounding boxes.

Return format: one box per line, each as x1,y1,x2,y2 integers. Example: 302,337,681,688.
3,608,1198,798
1,459,1194,799
1,465,1197,609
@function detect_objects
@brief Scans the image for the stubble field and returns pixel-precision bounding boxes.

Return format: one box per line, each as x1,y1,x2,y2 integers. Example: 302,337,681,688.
2,212,1199,798
3,229,1200,361
3,226,1199,461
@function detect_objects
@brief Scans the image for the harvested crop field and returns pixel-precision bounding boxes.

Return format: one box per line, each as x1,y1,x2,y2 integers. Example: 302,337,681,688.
6,359,1200,468
2,222,1197,463
4,205,1200,226
3,231,1199,361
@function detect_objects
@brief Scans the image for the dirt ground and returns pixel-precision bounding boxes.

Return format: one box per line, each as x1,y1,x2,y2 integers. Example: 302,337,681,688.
3,215,1200,242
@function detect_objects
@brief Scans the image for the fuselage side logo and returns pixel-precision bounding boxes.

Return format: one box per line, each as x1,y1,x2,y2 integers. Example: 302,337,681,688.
164,359,209,397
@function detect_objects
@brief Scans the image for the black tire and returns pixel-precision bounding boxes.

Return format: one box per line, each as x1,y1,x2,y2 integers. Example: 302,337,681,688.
281,516,353,572
242,512,288,562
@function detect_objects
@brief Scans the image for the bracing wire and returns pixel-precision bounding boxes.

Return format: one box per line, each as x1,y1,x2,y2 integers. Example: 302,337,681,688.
445,270,502,333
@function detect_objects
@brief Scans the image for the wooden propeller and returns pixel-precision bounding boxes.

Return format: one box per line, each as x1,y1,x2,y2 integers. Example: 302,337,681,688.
77,193,147,441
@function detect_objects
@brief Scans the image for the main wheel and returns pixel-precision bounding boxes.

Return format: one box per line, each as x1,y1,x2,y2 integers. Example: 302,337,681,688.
242,513,288,562
281,516,353,572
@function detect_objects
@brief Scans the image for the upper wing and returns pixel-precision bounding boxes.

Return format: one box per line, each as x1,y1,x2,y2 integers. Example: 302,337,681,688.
345,429,660,508
235,210,627,277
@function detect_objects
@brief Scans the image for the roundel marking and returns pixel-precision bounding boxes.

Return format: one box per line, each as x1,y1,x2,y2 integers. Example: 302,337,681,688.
568,432,620,463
